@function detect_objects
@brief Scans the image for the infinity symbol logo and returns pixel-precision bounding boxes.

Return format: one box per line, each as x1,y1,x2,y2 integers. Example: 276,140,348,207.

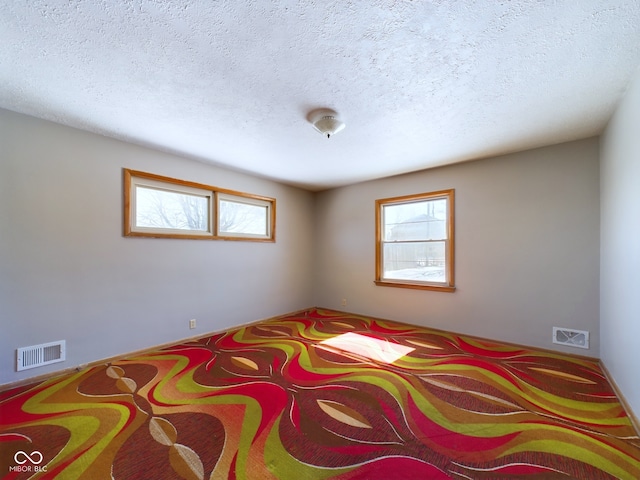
14,450,43,465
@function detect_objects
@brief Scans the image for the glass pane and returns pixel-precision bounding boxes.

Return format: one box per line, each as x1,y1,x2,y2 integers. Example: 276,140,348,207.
219,199,268,235
383,199,447,241
383,241,446,283
135,186,209,231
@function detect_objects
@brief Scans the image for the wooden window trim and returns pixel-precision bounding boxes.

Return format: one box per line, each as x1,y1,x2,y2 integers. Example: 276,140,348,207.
375,189,455,292
124,169,276,242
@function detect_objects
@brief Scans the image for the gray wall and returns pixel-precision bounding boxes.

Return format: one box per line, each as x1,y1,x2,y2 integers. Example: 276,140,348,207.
0,109,315,385
314,138,600,355
0,106,617,399
600,68,640,416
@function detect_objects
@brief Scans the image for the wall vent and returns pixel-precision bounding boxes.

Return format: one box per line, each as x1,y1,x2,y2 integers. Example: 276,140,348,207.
552,327,589,349
16,340,66,371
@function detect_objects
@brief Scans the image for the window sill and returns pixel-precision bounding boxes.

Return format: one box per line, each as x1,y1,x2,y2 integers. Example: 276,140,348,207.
374,280,456,292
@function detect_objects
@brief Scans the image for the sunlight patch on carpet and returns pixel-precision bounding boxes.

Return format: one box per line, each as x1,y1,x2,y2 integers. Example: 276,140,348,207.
319,332,415,363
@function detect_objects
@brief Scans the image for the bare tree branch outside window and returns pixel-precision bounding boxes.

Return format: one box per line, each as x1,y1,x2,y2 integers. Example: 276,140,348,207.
136,186,209,231
219,200,267,235
125,169,275,241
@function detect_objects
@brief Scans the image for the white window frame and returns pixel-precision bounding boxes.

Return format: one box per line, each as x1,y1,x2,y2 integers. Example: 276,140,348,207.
375,189,455,292
129,176,214,237
217,192,273,240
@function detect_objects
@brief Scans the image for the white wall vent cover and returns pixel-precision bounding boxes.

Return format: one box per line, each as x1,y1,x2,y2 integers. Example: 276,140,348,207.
16,340,66,371
552,327,589,349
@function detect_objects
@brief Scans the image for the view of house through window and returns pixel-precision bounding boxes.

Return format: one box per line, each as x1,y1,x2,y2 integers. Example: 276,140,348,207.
376,189,454,291
124,169,275,241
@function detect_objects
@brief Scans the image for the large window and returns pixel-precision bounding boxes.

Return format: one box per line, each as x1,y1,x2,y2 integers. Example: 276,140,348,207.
375,189,454,291
124,169,275,241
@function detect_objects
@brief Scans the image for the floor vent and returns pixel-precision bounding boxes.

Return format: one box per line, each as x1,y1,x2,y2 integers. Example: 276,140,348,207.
552,328,589,349
17,340,66,371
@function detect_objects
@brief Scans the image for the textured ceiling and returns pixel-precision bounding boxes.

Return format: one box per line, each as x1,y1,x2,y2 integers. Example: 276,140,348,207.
2,1,640,190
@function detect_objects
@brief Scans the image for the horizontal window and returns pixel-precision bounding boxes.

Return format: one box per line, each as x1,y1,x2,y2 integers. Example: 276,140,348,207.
124,169,275,242
375,189,455,291
129,177,213,236
218,193,273,240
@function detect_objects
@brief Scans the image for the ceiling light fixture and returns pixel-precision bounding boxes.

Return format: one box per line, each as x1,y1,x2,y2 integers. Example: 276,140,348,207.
309,108,345,138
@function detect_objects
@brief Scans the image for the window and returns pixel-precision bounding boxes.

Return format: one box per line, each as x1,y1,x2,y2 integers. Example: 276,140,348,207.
124,169,275,241
375,189,454,291
218,193,273,240
128,175,214,237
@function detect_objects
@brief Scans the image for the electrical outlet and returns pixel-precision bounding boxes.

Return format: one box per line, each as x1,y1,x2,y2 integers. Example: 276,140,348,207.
189,319,196,329
341,298,347,306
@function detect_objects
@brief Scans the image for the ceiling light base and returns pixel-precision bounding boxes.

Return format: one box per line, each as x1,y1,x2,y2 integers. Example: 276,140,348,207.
309,109,345,138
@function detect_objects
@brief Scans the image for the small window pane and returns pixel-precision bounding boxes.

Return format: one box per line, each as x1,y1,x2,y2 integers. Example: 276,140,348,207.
383,241,446,283
219,199,268,236
135,186,210,232
383,199,447,241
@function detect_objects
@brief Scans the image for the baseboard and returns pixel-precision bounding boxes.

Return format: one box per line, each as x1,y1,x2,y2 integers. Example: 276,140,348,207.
5,307,639,437
599,361,640,436
2,306,612,398
0,307,314,393
321,307,600,363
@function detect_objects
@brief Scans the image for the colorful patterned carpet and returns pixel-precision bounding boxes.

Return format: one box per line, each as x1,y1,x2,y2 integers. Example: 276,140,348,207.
1,308,639,479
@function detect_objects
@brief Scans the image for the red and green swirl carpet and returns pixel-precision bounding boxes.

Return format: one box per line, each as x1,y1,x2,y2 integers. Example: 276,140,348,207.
1,308,639,479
